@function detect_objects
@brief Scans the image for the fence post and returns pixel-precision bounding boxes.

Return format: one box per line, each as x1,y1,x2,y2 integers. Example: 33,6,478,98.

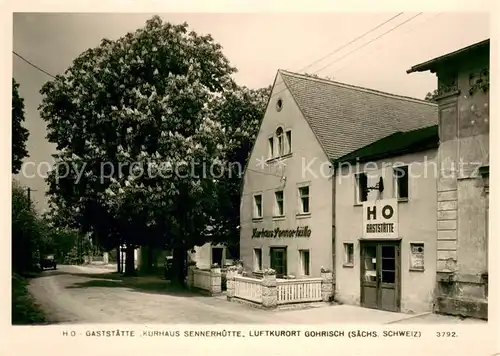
262,268,278,309
187,264,196,289
321,267,333,302
226,266,238,301
210,264,222,296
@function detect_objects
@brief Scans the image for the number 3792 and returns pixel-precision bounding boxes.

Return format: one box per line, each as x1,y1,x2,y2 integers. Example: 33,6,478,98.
436,331,458,337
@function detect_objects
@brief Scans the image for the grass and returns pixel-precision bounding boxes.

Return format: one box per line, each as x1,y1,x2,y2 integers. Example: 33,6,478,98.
11,273,49,325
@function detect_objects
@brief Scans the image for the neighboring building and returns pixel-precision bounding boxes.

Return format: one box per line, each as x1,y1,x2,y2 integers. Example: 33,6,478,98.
333,125,439,313
240,70,438,279
188,243,230,270
407,39,489,319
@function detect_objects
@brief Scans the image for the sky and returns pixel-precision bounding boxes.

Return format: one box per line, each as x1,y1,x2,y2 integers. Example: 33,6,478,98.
12,12,490,212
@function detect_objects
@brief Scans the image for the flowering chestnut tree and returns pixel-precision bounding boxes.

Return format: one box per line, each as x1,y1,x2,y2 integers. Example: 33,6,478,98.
12,78,30,174
39,16,236,279
209,85,271,257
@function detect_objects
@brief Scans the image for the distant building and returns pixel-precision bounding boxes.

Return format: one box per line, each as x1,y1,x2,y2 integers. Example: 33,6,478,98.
407,39,490,319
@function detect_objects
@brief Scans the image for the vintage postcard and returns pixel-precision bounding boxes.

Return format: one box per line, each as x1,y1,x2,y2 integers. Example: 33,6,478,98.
4,2,498,356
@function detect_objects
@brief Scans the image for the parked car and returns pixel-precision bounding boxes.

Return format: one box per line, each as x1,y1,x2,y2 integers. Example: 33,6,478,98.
40,254,57,270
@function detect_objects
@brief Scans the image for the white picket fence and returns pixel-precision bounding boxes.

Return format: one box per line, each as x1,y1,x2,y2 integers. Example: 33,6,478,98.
193,269,211,291
234,276,263,303
232,275,324,306
276,278,323,305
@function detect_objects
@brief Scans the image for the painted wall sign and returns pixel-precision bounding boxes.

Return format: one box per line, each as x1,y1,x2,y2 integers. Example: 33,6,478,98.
362,199,398,238
252,226,311,238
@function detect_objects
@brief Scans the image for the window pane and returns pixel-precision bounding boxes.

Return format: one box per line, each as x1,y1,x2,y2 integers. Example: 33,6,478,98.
381,245,395,258
382,270,395,283
286,131,292,154
381,257,395,271
302,197,309,213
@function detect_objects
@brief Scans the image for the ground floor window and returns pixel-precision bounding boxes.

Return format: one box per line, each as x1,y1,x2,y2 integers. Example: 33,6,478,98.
343,243,354,267
299,249,310,276
270,247,287,277
253,248,262,271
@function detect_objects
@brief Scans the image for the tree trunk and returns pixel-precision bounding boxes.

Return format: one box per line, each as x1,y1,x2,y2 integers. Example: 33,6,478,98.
171,246,187,287
124,244,136,276
116,246,122,273
147,246,154,273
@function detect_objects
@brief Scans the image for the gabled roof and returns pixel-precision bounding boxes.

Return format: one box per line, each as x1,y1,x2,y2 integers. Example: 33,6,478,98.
279,70,438,160
333,125,439,165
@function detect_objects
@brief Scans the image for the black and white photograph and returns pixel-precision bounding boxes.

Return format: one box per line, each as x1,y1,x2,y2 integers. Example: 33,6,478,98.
9,8,495,346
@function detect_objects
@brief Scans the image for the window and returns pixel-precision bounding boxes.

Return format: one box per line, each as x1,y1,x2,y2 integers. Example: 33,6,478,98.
343,243,354,267
285,130,292,154
253,194,262,219
409,243,424,271
211,247,223,266
355,173,368,204
274,190,284,217
298,186,310,214
268,137,274,159
270,247,287,277
393,165,409,199
253,248,262,271
276,127,284,156
299,250,310,276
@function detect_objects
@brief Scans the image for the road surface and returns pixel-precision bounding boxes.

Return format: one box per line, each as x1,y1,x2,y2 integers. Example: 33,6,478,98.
28,265,486,325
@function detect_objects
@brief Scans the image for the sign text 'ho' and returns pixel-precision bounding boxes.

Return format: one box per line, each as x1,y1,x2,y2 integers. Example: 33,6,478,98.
362,199,398,238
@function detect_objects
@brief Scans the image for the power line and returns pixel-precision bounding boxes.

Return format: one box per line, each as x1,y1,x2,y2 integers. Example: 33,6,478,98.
329,13,444,76
269,13,406,100
312,12,423,76
13,51,56,79
296,12,404,74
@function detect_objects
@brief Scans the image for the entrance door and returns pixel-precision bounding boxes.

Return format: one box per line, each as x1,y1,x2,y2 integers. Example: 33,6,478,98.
270,247,287,278
360,240,400,312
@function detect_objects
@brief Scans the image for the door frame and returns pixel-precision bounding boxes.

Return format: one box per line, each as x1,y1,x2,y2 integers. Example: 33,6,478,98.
269,246,288,278
359,238,401,312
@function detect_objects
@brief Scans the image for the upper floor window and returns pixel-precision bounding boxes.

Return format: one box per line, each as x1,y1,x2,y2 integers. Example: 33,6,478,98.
393,165,409,200
274,190,285,217
276,127,284,156
285,130,292,154
268,137,274,159
253,194,263,219
298,185,310,214
268,126,292,159
355,172,368,204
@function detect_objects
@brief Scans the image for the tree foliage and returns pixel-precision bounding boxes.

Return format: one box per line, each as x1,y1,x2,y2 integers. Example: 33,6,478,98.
12,78,30,174
425,89,439,103
12,181,45,273
209,85,271,256
39,16,241,278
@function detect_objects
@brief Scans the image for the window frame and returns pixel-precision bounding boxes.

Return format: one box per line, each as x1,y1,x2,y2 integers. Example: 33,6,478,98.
285,130,292,155
299,249,310,276
355,172,368,205
343,242,354,267
393,164,410,201
268,136,275,159
274,189,285,218
297,184,310,216
276,127,285,157
253,248,263,271
253,193,263,220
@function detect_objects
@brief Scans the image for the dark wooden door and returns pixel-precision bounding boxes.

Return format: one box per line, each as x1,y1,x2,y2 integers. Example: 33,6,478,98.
360,241,400,312
270,247,287,277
